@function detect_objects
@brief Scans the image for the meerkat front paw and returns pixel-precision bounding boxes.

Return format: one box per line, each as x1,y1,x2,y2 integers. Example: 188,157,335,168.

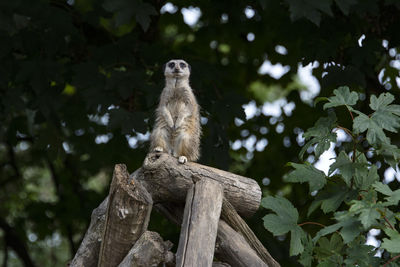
154,147,164,152
178,156,187,164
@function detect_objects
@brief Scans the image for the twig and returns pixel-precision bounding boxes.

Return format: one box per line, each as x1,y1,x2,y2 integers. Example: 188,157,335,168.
346,106,354,121
383,254,400,267
298,221,327,228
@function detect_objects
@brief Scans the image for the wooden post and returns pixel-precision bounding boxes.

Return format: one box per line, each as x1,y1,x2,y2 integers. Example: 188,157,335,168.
97,164,153,267
215,221,267,267
155,203,268,267
176,179,223,267
139,152,261,217
221,199,280,267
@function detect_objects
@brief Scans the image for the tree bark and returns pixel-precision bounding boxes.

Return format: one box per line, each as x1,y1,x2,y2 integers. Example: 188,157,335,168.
118,231,174,267
176,180,223,267
97,164,153,267
138,152,261,217
69,197,108,267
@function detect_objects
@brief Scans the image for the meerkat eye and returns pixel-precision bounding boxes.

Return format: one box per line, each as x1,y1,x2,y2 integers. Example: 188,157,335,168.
180,62,186,68
168,62,175,68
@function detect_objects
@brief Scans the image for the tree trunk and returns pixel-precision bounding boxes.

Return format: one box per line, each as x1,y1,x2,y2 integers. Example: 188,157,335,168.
176,180,223,267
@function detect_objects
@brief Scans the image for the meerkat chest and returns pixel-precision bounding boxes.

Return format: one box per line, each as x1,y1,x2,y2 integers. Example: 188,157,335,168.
166,88,189,109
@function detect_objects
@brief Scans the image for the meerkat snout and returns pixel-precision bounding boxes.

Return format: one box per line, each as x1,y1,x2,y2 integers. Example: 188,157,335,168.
164,59,191,78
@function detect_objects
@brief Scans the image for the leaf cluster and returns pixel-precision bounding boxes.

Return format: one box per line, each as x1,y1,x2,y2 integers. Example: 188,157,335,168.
262,87,400,266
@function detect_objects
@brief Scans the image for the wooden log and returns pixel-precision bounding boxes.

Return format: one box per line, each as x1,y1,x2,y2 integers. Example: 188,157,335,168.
221,199,280,267
69,197,109,267
118,231,174,267
138,152,261,217
155,203,268,267
215,221,267,267
98,164,153,267
212,262,231,267
176,179,223,267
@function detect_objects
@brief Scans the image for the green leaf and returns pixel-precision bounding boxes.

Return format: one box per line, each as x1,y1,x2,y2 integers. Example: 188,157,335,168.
262,196,306,256
323,86,358,110
354,164,378,190
354,93,400,145
262,196,299,235
349,196,382,229
135,2,158,31
334,0,357,15
373,181,400,206
373,181,393,196
328,151,354,186
358,207,380,229
285,0,333,26
314,212,362,244
103,0,157,31
300,113,337,160
381,229,400,253
308,185,354,216
376,142,400,169
286,163,327,192
344,240,379,266
299,234,314,266
370,93,400,132
353,112,388,145
314,233,344,264
290,226,305,256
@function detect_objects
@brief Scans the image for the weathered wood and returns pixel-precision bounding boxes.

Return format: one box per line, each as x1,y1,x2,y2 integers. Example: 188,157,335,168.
212,262,231,267
215,221,267,267
176,179,223,267
98,164,153,267
118,231,174,267
221,199,280,267
69,197,109,267
155,203,268,267
138,152,261,217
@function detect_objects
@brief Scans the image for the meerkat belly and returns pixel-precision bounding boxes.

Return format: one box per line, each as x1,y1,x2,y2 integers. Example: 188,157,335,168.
167,99,187,124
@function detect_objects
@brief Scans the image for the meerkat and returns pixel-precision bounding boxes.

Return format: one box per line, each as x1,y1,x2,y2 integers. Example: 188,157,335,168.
149,59,201,164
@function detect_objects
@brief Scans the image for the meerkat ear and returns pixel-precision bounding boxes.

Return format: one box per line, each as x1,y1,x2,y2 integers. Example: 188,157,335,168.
188,63,191,73
162,63,167,73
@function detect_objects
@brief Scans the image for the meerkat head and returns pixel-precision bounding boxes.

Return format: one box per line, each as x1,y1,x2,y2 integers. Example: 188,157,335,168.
164,59,191,79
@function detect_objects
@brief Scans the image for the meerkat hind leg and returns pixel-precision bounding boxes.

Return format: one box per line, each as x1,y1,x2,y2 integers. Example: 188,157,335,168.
150,127,170,153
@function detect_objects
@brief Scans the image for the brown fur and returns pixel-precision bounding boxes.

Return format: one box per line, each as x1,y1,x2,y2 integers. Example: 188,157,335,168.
150,59,201,162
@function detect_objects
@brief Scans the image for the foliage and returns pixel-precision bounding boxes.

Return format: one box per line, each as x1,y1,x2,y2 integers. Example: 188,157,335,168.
262,88,400,266
0,0,400,266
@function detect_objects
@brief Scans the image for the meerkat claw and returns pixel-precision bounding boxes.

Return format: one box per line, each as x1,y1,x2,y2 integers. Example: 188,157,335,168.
154,147,164,152
178,156,187,164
